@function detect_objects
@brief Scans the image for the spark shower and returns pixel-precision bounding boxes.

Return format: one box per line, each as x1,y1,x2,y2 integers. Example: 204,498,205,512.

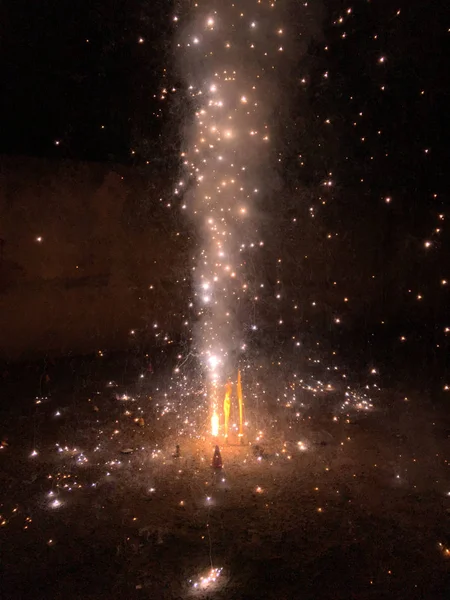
175,0,318,433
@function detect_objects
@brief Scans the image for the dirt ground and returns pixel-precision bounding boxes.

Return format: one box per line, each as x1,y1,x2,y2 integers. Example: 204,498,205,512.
1,367,449,599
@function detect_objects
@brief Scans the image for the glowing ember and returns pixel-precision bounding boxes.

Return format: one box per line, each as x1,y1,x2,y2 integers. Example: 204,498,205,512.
191,567,223,591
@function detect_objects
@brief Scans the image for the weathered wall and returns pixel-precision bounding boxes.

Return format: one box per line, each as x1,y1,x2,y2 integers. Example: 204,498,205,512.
0,156,188,359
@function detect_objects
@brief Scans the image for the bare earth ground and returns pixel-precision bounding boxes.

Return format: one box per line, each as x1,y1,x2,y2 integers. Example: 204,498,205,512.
1,372,449,599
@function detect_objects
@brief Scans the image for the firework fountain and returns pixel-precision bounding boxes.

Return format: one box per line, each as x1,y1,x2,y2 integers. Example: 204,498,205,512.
177,0,311,436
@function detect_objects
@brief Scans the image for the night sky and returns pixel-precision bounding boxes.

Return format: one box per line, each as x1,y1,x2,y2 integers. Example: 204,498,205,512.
1,0,449,386
1,0,171,163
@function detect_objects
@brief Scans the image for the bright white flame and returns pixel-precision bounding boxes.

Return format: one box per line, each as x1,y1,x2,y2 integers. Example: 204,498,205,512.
208,354,219,370
211,412,219,436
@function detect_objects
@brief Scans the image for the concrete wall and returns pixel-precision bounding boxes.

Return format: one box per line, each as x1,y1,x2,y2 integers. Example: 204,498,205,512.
0,156,188,359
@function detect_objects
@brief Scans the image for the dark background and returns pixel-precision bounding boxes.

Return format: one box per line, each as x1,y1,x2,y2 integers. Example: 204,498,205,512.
0,0,449,389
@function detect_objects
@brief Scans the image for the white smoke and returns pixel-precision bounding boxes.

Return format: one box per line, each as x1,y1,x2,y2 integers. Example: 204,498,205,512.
176,1,323,417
